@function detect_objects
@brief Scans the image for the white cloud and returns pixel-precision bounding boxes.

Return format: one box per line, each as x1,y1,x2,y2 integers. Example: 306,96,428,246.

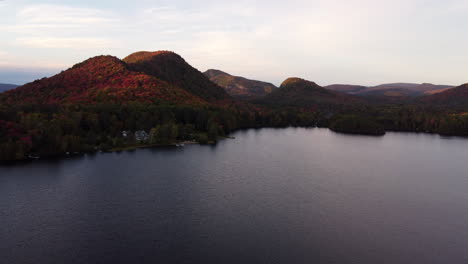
3,4,120,49
17,37,115,49
17,4,117,27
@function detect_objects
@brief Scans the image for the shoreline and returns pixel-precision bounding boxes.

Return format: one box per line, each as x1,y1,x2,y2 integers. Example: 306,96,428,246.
0,139,225,164
109,141,200,152
1,128,467,164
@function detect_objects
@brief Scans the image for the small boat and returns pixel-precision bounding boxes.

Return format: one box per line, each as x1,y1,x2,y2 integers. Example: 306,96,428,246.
175,143,185,147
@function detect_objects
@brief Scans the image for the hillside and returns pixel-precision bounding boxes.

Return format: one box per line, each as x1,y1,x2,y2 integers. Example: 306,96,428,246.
257,78,360,109
325,83,454,97
325,84,368,94
359,88,417,97
0,52,240,161
423,87,453,95
1,55,203,105
123,51,229,101
363,83,454,97
204,69,277,99
0,83,18,93
422,83,468,107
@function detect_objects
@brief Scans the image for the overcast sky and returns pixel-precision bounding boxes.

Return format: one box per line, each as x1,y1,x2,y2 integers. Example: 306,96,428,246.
1,0,467,86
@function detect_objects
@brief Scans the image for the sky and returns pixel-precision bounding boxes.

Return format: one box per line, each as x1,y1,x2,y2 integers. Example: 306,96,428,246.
0,0,468,86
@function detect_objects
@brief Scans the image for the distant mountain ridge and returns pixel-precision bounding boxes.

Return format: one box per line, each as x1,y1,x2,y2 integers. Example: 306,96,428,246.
0,83,18,93
202,69,455,100
326,83,454,97
204,69,277,99
257,77,361,109
325,84,368,94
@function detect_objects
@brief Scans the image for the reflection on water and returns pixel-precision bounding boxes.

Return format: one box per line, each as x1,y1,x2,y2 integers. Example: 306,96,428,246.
1,128,468,264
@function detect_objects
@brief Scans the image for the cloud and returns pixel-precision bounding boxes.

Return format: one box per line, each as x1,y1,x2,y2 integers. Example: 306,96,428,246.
17,4,117,27
0,4,122,79
133,3,258,33
16,37,114,49
2,4,120,49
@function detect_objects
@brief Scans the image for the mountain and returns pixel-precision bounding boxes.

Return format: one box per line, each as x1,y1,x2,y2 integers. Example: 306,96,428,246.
0,51,238,161
422,83,468,107
204,69,277,99
1,50,468,161
123,51,229,101
257,77,360,108
0,83,18,93
359,88,418,97
325,84,368,94
363,83,454,97
325,83,454,97
1,55,204,105
424,87,453,95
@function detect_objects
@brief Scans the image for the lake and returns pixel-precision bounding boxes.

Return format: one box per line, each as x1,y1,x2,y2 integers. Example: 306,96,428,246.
1,128,468,264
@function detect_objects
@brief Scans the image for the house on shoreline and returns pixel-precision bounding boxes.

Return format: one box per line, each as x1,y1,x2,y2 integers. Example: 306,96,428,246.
135,130,149,142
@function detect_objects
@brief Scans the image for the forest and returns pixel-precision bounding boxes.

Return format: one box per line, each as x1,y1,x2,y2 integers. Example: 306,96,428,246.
1,51,468,161
2,98,468,161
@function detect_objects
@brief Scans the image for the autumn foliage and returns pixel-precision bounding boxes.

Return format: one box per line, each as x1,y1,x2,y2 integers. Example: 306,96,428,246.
1,55,205,105
1,51,468,161
124,51,229,101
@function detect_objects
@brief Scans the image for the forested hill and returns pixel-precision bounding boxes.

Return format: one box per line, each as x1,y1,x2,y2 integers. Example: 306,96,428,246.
0,51,239,161
123,51,229,101
256,77,362,108
421,83,468,107
1,51,468,161
1,55,205,105
204,69,277,99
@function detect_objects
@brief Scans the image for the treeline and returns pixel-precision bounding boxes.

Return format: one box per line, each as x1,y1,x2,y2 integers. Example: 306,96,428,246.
372,105,468,135
0,102,320,161
1,100,468,161
329,115,385,136
327,105,468,136
0,102,239,160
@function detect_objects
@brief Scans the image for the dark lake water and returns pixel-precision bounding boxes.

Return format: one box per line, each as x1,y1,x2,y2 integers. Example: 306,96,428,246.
2,128,468,264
